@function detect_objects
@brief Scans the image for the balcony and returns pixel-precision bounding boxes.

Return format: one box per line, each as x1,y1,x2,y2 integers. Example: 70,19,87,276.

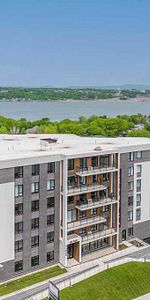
81,228,117,244
76,165,118,177
67,182,107,196
67,215,106,231
75,196,117,211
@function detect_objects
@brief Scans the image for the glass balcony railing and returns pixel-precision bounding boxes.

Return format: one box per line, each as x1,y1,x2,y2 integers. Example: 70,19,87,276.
76,165,117,176
67,215,106,231
75,196,117,210
81,228,117,243
67,182,107,195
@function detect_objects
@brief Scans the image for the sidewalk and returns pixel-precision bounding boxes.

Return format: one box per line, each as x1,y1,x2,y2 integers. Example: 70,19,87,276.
135,293,150,299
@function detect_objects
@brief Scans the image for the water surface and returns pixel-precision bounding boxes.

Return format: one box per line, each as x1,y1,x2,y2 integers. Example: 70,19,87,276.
0,100,150,120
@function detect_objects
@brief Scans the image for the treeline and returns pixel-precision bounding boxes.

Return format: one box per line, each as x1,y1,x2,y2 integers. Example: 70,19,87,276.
0,88,149,101
0,114,150,137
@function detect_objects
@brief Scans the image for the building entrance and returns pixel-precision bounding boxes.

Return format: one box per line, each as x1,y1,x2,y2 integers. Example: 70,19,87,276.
67,244,74,259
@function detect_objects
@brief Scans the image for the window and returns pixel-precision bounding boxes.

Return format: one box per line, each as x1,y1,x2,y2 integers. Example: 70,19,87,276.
67,209,76,222
128,166,134,177
68,159,74,171
80,227,86,235
47,179,55,191
47,214,54,225
15,185,23,197
67,176,75,188
15,203,23,215
128,181,134,191
128,211,133,221
103,173,109,182
31,255,39,267
128,227,133,237
137,179,141,192
31,236,39,248
47,231,54,243
82,243,90,254
103,205,109,212
136,208,141,221
32,164,40,176
47,197,55,208
128,196,133,206
31,218,39,230
136,151,142,159
47,251,54,262
91,224,97,232
100,155,109,168
122,230,126,241
15,222,23,234
47,162,55,173
91,208,97,216
137,165,142,176
91,156,98,168
31,182,39,193
128,152,134,162
80,158,87,169
136,194,141,207
15,260,23,272
31,200,39,212
67,196,74,205
15,166,23,178
79,211,86,219
15,240,23,252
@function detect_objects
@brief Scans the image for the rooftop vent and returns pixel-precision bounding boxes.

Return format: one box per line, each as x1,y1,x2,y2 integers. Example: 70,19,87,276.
94,146,102,151
40,138,57,144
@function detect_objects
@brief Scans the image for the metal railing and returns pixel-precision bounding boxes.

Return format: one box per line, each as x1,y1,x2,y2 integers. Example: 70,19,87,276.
67,182,107,195
81,228,117,242
76,164,117,175
67,215,106,231
76,196,117,210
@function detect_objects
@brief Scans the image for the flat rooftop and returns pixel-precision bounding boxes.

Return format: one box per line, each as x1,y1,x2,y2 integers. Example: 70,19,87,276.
0,134,150,164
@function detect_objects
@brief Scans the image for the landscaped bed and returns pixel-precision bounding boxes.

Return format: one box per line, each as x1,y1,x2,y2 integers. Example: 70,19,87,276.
0,265,66,297
60,262,150,300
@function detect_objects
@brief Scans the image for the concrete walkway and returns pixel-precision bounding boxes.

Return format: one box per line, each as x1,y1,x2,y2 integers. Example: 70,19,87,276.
135,293,150,299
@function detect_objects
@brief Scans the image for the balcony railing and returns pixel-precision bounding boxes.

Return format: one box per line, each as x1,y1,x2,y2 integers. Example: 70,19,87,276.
81,228,117,243
67,182,107,195
75,196,117,210
76,165,117,176
67,215,106,231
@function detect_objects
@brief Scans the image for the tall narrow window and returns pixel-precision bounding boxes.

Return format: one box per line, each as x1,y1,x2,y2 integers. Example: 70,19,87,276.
68,159,74,171
47,179,55,191
15,185,23,197
15,166,23,178
47,162,55,173
128,152,134,162
31,182,39,193
32,164,40,176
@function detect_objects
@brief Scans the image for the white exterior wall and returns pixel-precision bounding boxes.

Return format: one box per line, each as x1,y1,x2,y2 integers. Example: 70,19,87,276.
133,161,150,224
59,158,68,267
0,182,14,263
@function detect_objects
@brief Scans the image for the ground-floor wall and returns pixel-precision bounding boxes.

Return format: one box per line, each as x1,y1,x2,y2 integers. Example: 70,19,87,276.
119,219,150,244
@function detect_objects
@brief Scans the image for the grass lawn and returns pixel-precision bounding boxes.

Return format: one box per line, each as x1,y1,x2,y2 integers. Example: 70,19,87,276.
0,265,66,297
60,262,150,300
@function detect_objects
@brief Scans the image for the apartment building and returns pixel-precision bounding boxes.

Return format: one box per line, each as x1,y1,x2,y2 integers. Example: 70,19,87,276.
0,134,150,279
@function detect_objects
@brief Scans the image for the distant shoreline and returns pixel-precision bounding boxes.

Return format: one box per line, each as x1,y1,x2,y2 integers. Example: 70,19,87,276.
0,96,150,103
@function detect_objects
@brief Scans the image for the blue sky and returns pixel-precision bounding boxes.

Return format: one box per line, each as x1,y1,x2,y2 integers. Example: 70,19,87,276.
0,0,150,87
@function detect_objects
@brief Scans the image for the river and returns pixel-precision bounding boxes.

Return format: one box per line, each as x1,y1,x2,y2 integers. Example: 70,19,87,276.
0,99,150,120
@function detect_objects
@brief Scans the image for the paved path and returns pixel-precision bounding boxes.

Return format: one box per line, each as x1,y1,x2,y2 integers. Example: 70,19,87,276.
135,293,150,299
